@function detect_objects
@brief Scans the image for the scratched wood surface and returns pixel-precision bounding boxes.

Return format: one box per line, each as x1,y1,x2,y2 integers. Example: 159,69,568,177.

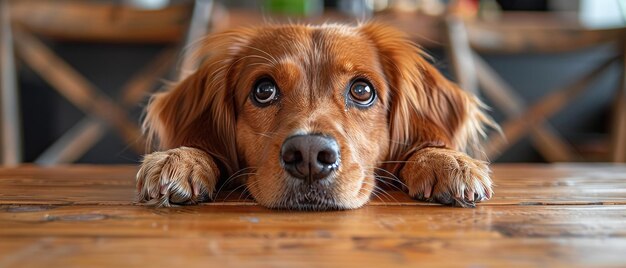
0,164,625,267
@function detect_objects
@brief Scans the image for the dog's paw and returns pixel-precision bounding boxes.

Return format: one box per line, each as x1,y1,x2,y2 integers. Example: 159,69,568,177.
399,148,493,208
136,147,219,207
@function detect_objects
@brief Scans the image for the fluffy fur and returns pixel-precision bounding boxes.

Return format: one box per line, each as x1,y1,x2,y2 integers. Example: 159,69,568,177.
136,22,496,210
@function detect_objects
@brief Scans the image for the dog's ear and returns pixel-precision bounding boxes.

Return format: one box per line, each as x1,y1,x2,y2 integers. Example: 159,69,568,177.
143,29,254,175
359,23,495,164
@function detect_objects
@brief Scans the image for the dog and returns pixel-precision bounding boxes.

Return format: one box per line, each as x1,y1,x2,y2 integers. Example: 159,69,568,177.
136,22,497,210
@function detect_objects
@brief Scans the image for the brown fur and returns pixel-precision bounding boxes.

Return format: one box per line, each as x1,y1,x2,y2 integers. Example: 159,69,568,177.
137,22,496,210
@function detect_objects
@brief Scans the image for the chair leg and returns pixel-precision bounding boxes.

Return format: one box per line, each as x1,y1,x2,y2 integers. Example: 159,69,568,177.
445,16,479,95
178,0,214,80
612,47,626,162
0,0,22,165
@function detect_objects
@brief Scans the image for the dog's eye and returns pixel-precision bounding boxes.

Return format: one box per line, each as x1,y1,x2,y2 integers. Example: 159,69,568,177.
349,80,375,107
252,79,279,106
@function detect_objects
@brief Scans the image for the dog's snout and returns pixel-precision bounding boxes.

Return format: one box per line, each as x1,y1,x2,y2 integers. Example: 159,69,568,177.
281,134,340,181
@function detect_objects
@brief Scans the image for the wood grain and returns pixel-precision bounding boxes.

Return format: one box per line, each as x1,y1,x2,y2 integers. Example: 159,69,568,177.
1,164,625,267
2,164,625,206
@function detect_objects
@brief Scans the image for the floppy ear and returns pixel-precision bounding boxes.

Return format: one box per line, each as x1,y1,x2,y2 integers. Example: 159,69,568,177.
360,23,495,166
143,30,253,175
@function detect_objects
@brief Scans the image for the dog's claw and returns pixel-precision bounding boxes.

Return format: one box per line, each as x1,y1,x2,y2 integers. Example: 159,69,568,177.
466,190,474,202
452,196,476,208
160,183,168,195
424,183,432,199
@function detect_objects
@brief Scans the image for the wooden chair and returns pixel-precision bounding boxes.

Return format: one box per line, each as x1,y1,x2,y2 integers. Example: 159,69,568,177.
0,0,216,165
445,13,626,162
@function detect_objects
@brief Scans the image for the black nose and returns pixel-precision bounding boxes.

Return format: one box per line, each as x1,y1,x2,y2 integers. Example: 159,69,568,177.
280,134,340,181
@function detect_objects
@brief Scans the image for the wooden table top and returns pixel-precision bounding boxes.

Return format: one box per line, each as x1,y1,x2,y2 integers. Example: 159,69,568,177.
1,164,625,267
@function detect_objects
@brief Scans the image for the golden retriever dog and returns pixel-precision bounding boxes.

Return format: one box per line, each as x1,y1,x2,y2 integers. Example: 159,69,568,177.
136,22,496,210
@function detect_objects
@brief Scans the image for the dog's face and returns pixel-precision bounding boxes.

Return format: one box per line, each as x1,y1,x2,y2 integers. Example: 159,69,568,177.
145,23,487,210
232,26,391,210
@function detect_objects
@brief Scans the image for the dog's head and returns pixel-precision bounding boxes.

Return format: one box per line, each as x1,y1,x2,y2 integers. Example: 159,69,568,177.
144,23,491,210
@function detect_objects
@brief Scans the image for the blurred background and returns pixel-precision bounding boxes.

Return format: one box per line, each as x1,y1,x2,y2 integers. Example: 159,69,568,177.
0,0,625,165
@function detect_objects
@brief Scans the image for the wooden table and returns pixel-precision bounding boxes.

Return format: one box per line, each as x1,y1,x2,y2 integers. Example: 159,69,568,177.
0,165,625,267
